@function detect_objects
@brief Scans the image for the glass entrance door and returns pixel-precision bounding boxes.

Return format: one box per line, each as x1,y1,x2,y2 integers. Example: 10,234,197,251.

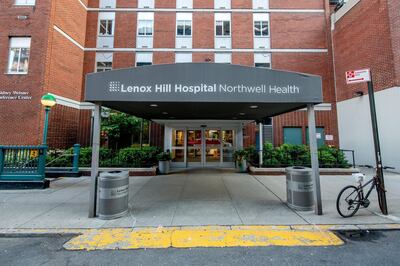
204,129,221,165
181,128,235,167
187,129,202,166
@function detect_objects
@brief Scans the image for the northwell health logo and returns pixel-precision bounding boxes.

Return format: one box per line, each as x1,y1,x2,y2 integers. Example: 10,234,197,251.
109,81,121,92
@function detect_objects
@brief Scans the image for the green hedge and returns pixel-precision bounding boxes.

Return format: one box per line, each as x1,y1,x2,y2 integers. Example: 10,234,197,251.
46,146,162,168
246,143,350,168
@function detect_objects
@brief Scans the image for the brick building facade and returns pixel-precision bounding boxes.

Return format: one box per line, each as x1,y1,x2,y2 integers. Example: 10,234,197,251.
332,0,400,171
1,0,340,152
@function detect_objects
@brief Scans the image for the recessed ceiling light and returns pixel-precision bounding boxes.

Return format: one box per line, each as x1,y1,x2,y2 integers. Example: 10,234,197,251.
169,116,175,119
239,113,245,116
250,105,258,109
162,112,168,115
150,104,158,107
232,117,237,120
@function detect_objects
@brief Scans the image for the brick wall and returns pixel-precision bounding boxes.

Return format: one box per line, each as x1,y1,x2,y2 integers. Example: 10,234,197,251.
271,13,327,49
193,13,214,48
43,0,89,148
154,12,176,48
388,0,400,85
232,13,253,49
270,0,324,9
333,0,396,102
0,0,52,145
114,12,137,48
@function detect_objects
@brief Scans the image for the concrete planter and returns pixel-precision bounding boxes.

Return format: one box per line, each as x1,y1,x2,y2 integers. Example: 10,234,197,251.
158,160,170,174
237,159,247,173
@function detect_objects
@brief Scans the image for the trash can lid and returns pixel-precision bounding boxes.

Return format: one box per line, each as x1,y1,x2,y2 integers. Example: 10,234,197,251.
99,170,129,179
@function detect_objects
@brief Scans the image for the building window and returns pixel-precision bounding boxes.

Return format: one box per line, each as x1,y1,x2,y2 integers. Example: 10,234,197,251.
254,20,269,37
8,37,31,74
136,52,153,66
175,53,192,63
215,53,231,64
215,0,230,9
138,0,154,8
254,53,271,68
99,0,116,8
138,20,153,36
177,0,192,9
99,19,114,36
177,20,192,36
96,62,112,72
255,63,271,68
15,0,35,5
96,53,113,72
216,20,230,36
252,0,269,9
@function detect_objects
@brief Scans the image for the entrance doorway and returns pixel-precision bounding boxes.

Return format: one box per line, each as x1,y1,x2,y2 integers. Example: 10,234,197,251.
170,126,237,168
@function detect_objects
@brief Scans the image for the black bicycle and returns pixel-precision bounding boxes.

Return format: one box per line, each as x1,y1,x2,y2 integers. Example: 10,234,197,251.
336,166,393,218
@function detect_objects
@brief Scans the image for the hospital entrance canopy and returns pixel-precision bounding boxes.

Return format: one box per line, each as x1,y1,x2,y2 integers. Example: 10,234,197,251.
85,63,324,217
85,63,323,120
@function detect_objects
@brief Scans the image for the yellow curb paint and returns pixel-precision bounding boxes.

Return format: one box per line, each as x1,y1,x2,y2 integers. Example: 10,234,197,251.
64,226,344,250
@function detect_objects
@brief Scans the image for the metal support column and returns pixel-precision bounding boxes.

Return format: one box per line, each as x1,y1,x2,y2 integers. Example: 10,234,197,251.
89,104,101,218
258,122,263,167
307,104,323,215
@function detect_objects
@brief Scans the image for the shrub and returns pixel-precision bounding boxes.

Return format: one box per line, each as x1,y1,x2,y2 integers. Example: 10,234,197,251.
261,142,350,168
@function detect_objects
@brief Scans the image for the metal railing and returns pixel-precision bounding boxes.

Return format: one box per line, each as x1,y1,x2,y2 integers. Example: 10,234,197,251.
0,146,47,181
46,144,80,173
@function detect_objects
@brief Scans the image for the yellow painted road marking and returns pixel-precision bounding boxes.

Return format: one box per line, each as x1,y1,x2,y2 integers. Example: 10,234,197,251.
64,226,344,250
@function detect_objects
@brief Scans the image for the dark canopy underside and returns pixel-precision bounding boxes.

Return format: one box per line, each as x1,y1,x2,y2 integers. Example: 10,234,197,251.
102,101,307,121
85,63,323,121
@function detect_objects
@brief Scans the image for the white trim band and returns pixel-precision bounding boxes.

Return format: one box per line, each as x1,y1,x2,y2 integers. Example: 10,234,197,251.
53,25,85,50
87,8,325,13
86,48,328,53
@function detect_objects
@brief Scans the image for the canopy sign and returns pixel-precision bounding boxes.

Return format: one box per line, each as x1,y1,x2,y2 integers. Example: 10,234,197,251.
85,63,323,104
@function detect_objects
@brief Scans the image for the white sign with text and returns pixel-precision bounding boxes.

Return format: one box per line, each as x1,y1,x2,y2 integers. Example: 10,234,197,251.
346,69,371,84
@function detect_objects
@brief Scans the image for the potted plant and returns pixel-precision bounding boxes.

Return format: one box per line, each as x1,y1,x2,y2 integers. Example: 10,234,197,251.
157,151,171,174
234,149,248,173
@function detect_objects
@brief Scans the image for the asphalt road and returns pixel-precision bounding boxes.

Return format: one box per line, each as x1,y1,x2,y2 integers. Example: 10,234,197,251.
0,230,399,266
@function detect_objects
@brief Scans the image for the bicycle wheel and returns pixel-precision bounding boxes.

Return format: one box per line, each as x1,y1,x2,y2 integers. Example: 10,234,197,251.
336,185,361,218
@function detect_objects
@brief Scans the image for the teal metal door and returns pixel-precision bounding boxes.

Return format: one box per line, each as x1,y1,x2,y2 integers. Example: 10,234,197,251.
283,127,303,145
306,127,325,148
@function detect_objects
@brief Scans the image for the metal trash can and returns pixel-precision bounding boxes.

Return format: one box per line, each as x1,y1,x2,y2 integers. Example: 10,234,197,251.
286,166,314,211
98,171,129,220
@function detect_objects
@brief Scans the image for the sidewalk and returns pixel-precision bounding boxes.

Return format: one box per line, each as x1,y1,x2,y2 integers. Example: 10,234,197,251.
0,168,399,230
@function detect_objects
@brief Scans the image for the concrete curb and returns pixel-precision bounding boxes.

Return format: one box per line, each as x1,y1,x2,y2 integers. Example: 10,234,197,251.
0,224,399,237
